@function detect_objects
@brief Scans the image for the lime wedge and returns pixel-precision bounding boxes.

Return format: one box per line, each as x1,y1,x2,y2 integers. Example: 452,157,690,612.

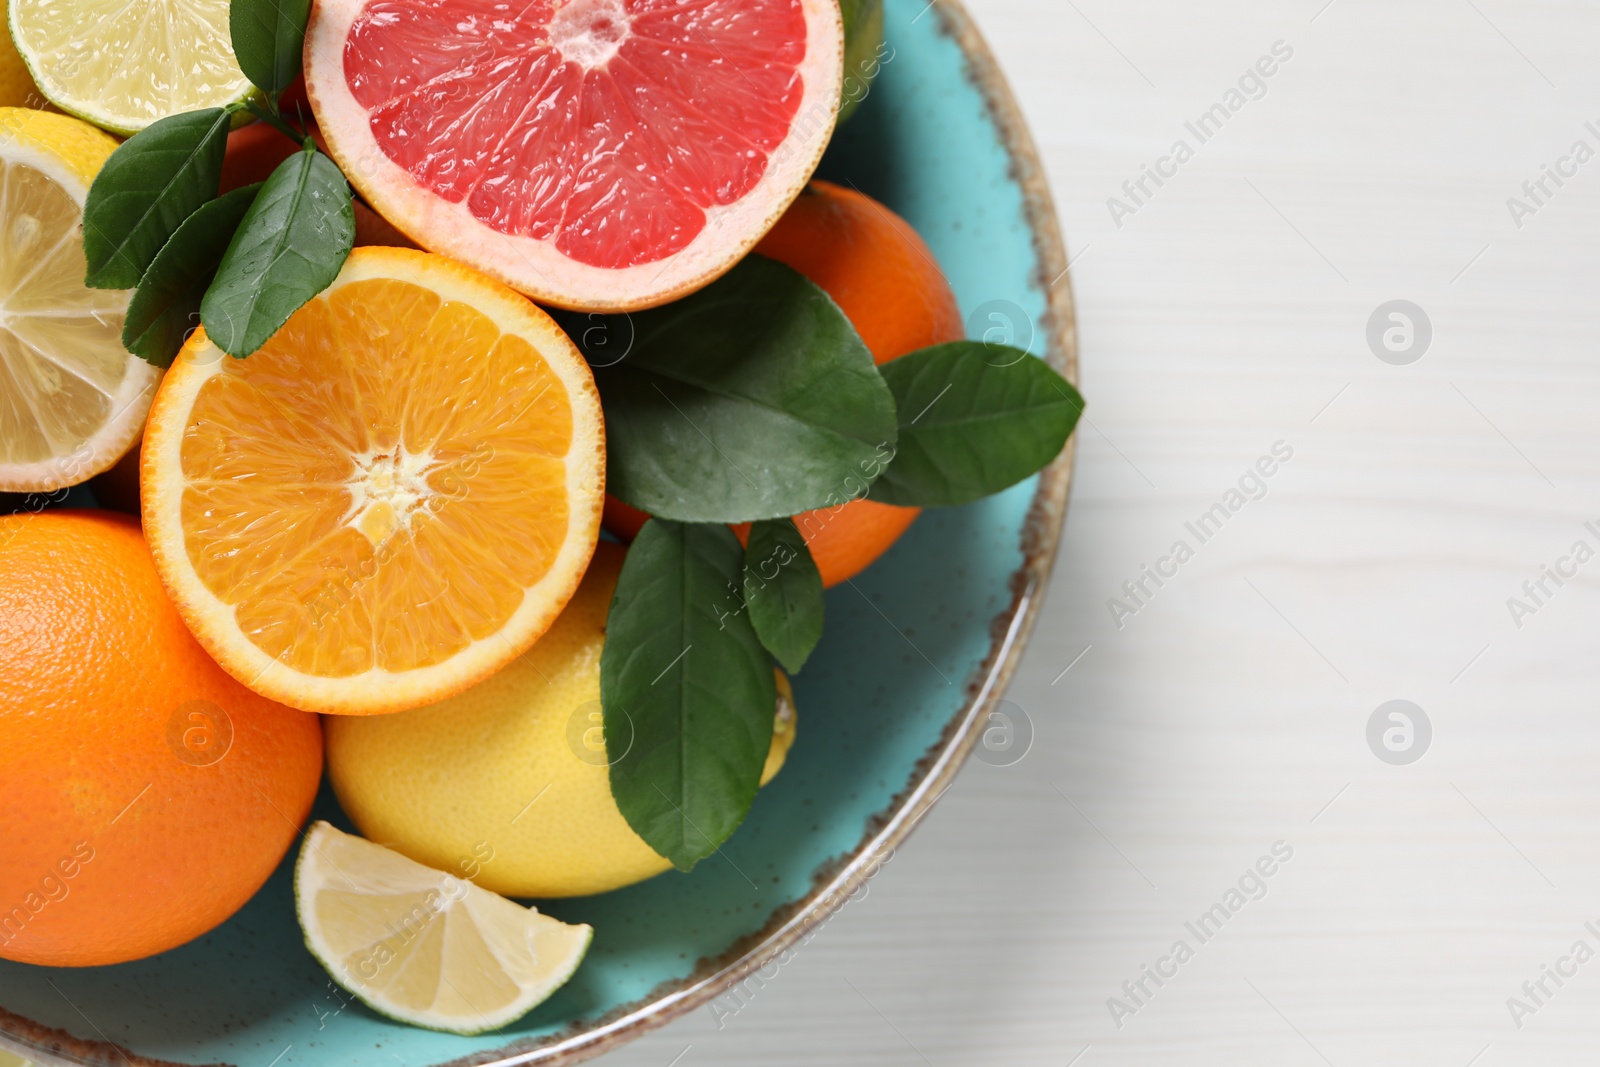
295,821,593,1035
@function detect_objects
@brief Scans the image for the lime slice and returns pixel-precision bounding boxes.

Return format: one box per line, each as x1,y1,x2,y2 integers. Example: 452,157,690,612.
0,108,156,493
8,0,255,135
295,821,593,1035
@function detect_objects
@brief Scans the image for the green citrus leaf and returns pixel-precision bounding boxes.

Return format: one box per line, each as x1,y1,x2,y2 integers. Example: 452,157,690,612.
201,149,354,357
582,256,897,524
743,518,824,674
602,519,776,872
230,0,313,95
838,0,886,122
122,183,261,367
869,342,1084,507
83,108,231,289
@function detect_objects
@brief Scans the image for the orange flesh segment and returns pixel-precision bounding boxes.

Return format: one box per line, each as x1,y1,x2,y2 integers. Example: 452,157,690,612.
177,278,573,677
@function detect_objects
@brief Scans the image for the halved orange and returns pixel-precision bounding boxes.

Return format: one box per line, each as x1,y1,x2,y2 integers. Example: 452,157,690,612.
141,247,605,716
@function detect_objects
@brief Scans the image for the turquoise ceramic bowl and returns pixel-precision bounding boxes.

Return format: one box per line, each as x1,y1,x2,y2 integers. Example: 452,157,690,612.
0,2,1077,1063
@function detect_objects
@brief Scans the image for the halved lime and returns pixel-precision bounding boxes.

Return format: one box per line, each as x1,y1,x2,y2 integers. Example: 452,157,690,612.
8,0,255,135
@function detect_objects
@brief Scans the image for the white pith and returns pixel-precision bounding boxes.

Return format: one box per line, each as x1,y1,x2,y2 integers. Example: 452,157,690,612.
549,0,632,70
342,446,439,549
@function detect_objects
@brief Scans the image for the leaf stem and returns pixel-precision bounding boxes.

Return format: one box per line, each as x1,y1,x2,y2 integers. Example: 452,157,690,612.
242,100,309,148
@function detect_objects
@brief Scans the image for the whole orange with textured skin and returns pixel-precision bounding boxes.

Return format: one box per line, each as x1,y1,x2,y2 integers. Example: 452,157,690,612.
603,182,962,586
0,511,323,967
756,181,963,584
756,180,965,364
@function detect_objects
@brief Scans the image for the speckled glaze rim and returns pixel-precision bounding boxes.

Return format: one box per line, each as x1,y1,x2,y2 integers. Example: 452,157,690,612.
0,3,1078,1064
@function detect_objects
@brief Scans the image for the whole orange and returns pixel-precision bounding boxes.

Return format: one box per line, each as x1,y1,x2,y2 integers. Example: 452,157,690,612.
609,182,963,587
602,493,920,590
748,498,920,587
755,180,966,365
0,511,324,967
758,181,963,584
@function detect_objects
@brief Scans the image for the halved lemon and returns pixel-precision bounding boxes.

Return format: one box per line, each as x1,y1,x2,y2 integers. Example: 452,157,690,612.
0,108,157,493
296,821,593,1035
8,0,254,134
141,246,605,715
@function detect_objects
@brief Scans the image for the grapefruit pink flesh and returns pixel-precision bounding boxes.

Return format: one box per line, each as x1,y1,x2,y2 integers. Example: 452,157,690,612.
307,0,844,311
345,0,804,270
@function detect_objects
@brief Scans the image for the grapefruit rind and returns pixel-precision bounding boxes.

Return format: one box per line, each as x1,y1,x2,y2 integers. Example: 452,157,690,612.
140,247,605,716
304,0,845,313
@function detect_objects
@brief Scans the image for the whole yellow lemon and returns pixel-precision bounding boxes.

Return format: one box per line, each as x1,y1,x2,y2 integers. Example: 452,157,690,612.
326,542,796,898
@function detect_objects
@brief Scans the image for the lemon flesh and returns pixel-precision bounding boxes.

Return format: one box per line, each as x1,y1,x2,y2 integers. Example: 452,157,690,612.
8,0,253,134
0,108,155,492
296,821,592,1036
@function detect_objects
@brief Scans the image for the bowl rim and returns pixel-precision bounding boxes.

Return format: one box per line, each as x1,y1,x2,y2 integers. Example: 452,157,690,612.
0,2,1079,1064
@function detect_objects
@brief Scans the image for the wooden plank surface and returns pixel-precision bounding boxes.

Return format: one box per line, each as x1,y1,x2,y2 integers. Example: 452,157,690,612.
605,2,1600,1063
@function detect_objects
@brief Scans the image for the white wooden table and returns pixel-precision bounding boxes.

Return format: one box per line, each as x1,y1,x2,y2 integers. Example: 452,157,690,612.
604,2,1600,1063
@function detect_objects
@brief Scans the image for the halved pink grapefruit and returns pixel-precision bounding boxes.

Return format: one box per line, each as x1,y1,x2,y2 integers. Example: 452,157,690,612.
305,0,845,312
